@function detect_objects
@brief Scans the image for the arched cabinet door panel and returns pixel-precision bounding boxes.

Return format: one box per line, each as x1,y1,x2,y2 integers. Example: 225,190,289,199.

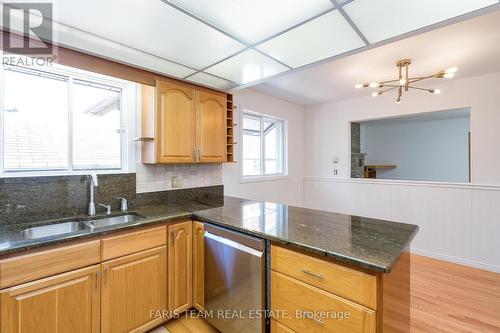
168,220,193,314
196,91,227,163
193,221,205,311
156,80,196,163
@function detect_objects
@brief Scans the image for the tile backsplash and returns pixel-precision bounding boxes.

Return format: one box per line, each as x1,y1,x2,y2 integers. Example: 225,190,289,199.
135,163,222,193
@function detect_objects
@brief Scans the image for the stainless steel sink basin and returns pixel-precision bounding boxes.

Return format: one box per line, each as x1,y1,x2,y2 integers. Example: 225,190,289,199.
21,221,90,239
84,214,143,229
16,214,144,241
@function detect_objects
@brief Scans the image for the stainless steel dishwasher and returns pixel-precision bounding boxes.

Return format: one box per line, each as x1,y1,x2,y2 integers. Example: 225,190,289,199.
204,224,266,333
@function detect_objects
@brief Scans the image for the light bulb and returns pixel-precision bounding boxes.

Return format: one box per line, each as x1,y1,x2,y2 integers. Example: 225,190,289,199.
399,78,406,86
444,72,455,79
396,98,401,104
431,89,442,95
355,83,364,89
445,67,458,74
369,82,380,88
371,91,379,97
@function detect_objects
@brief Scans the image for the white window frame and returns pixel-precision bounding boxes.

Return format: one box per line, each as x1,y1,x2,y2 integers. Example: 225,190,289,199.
0,62,137,178
240,109,288,183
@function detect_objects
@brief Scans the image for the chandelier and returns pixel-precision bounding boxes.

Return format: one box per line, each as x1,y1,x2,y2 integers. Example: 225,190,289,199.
355,59,458,104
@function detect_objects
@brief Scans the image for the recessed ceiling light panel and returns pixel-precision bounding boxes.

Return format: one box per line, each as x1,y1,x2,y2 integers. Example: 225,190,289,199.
344,0,498,43
256,10,366,68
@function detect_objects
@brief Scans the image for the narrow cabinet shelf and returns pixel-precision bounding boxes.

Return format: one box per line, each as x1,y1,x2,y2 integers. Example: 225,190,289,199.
226,94,236,163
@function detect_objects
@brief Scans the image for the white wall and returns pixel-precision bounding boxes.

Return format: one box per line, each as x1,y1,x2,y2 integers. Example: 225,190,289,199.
303,72,500,272
223,89,305,206
360,115,470,182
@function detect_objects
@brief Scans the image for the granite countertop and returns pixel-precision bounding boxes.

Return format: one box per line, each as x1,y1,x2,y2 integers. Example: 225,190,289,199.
0,196,418,273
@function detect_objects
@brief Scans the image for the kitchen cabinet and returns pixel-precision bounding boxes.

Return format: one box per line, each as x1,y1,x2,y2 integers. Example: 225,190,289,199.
270,245,412,333
168,220,193,314
192,221,205,310
141,79,230,164
101,246,167,333
196,91,227,163
0,265,100,333
156,80,196,163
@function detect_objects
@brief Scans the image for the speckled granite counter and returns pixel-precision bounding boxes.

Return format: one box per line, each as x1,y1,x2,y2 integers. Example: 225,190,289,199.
0,196,418,273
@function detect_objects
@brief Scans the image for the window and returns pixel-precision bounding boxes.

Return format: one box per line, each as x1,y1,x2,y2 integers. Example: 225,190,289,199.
0,63,135,176
241,111,286,179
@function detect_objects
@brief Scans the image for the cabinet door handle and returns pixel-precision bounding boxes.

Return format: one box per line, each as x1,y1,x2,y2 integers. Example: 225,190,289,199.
171,231,175,245
95,271,99,291
193,148,197,161
301,269,324,279
104,268,108,287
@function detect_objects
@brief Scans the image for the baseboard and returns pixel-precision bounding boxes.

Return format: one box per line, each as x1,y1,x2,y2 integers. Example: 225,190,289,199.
411,247,500,273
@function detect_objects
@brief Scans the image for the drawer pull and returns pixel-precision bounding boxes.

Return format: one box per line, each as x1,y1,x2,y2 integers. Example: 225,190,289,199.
301,311,325,325
301,269,324,279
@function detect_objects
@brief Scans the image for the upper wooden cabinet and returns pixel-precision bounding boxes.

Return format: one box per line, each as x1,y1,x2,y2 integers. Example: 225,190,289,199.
156,80,196,163
196,91,227,163
0,265,100,333
141,80,229,164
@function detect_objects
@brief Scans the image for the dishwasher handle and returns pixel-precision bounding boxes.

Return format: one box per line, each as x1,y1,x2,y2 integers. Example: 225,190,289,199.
205,231,264,257
204,223,265,251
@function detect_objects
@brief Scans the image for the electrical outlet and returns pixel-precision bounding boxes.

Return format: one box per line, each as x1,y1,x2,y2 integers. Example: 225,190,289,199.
334,169,338,175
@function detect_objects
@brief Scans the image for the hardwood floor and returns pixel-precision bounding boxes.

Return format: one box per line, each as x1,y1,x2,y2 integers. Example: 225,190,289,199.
411,254,500,333
149,255,500,333
161,312,219,333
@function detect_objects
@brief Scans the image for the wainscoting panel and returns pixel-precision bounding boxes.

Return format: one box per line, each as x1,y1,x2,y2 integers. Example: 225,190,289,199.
303,177,500,272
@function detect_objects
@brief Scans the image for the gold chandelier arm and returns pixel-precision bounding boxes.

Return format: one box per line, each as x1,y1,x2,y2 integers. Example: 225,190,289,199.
379,86,399,94
408,86,434,92
408,74,439,84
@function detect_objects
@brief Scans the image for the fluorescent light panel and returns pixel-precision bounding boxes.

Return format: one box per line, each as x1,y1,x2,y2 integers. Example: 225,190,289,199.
53,0,245,69
167,0,334,44
205,49,289,84
256,10,365,68
187,72,235,91
344,0,499,43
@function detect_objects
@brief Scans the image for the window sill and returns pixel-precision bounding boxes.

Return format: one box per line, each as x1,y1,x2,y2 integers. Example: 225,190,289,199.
240,175,290,184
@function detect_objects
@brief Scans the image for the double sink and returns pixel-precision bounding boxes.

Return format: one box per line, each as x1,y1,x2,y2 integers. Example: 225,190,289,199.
20,214,144,240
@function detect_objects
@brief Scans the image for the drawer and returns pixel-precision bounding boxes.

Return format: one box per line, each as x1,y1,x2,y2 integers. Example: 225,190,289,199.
101,225,167,261
0,240,100,289
271,319,296,333
271,271,376,333
271,245,377,309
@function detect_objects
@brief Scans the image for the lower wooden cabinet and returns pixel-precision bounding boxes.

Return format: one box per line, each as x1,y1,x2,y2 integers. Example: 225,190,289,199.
168,220,193,314
0,265,100,333
192,221,205,310
101,246,167,333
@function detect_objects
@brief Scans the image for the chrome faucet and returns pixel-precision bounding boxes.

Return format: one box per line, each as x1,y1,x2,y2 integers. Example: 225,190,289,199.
99,203,112,215
87,174,98,216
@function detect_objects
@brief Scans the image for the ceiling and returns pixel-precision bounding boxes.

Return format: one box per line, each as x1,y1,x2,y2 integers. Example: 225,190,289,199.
3,0,497,93
2,1,499,95
253,8,500,105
